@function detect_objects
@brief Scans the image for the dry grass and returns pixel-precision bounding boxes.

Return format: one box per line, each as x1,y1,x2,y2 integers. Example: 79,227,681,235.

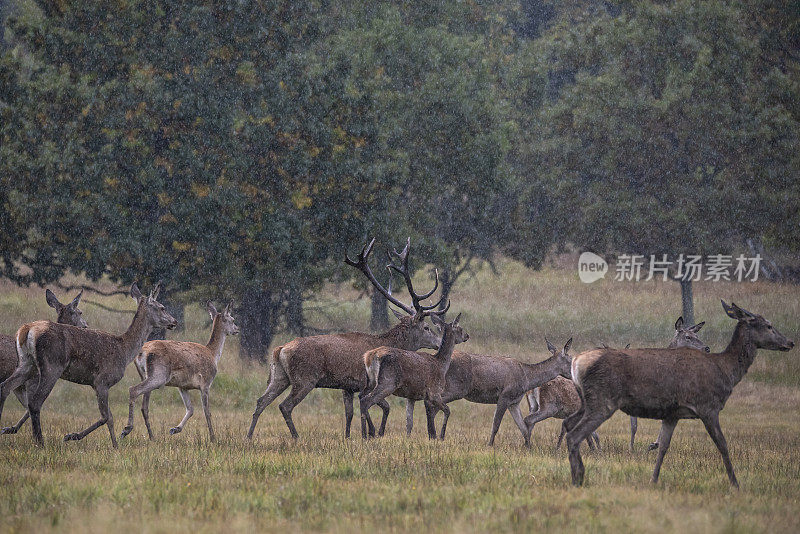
0,261,798,533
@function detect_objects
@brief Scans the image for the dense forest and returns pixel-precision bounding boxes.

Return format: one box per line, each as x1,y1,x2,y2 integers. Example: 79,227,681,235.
1,0,798,358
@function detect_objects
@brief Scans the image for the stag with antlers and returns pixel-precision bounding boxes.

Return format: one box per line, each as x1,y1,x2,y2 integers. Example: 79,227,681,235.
246,238,447,440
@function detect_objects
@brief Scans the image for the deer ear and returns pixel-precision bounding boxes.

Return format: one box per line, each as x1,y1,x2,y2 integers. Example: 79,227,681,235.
151,280,162,301
545,337,557,354
70,289,83,309
390,307,406,322
130,282,142,301
45,289,63,310
430,313,445,328
675,316,684,331
206,301,218,318
564,337,573,354
689,321,705,333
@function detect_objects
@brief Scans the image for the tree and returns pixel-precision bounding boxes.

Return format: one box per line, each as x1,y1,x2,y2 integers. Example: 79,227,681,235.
523,0,799,321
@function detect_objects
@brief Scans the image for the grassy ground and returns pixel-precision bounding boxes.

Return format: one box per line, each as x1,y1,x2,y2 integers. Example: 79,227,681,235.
0,261,798,533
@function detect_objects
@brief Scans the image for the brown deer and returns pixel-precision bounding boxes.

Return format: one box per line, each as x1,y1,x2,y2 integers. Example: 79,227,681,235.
565,301,794,487
528,317,709,452
246,238,444,440
359,309,466,440
120,302,239,442
0,282,176,446
0,289,87,435
415,338,574,447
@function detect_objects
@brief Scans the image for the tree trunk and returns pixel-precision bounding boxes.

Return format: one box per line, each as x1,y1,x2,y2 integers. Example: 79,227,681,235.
238,289,279,363
370,287,390,332
147,292,185,341
286,288,305,336
438,269,454,311
679,278,694,325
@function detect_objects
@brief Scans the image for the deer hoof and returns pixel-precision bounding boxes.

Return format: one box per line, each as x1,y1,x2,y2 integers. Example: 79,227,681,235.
0,426,18,435
169,427,182,435
647,442,659,451
63,433,81,442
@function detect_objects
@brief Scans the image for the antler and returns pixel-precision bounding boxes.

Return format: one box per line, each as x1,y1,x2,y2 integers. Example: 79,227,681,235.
387,238,446,315
345,238,415,315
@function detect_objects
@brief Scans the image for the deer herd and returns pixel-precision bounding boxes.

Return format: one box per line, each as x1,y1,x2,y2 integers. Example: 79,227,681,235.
0,238,794,489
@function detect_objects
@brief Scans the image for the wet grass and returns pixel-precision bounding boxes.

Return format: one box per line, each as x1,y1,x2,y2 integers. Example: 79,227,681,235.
0,261,798,532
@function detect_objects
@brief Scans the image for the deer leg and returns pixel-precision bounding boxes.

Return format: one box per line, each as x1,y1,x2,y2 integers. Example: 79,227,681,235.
701,412,739,489
278,382,316,440
508,401,530,447
629,416,638,452
591,431,601,451
170,389,194,435
26,363,67,446
376,399,390,437
1,388,30,434
356,391,378,437
247,360,290,440
406,400,415,436
141,392,154,440
358,380,395,440
423,400,438,439
342,390,354,438
488,398,511,446
64,385,116,448
526,390,538,413
523,405,558,447
555,421,567,451
425,395,450,440
0,355,38,424
566,407,613,486
122,365,168,439
650,419,678,484
200,387,215,442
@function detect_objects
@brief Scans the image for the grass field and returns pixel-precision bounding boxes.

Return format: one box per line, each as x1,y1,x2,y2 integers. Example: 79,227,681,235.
0,260,798,533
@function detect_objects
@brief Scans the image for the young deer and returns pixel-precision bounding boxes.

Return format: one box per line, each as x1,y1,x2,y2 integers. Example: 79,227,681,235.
0,289,88,435
247,238,443,440
529,317,709,452
121,302,239,442
565,301,794,487
359,310,466,440
417,338,573,446
0,282,176,446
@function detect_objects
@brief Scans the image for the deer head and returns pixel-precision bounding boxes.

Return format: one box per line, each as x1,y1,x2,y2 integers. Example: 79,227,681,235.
346,238,448,350
721,300,794,351
131,282,178,330
431,311,470,345
671,316,710,352
208,302,240,336
46,289,88,328
545,337,574,378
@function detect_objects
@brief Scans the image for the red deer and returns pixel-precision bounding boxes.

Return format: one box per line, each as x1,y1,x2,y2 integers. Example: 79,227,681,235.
359,310,465,440
246,238,444,440
527,317,709,452
0,282,176,446
121,302,239,442
415,338,574,447
0,290,87,434
565,301,794,487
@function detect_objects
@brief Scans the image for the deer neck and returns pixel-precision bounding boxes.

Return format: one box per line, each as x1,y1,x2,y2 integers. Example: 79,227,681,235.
378,323,414,350
433,327,457,363
719,321,758,386
206,316,227,365
121,301,155,365
520,354,563,391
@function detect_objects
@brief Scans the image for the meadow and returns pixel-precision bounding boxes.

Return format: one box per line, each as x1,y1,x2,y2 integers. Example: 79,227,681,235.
0,260,798,533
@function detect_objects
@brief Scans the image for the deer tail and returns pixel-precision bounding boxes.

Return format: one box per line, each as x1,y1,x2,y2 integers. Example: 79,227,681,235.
365,353,383,392
15,325,40,389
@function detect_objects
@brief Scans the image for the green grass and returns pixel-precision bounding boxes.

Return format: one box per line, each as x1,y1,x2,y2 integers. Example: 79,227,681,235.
0,261,798,533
